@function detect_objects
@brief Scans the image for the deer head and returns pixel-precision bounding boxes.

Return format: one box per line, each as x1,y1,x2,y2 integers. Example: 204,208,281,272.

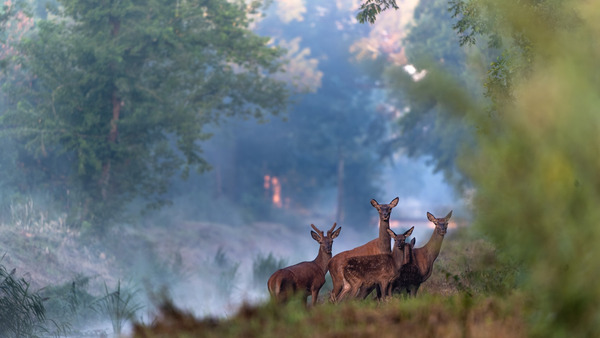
371,197,399,221
426,211,453,236
386,226,414,250
311,223,341,255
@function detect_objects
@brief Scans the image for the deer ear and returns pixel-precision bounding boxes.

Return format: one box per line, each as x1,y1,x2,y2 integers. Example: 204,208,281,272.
371,199,380,209
445,210,453,220
404,226,414,237
386,228,396,237
311,231,321,242
411,238,416,246
331,227,342,239
427,212,436,222
389,197,399,207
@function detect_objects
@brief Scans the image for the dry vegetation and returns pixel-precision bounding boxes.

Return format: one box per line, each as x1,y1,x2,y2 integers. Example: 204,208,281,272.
134,292,527,338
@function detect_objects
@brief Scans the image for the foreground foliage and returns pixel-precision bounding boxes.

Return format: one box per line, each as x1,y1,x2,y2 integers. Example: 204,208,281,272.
0,262,47,337
134,293,526,338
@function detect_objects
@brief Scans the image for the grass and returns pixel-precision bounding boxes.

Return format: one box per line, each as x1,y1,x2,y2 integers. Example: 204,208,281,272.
0,258,50,337
133,292,527,337
93,280,145,335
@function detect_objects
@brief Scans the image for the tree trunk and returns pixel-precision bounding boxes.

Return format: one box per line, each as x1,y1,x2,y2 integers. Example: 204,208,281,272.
100,18,122,200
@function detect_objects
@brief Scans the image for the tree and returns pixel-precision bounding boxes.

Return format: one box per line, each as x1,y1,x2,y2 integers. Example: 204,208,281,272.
1,0,289,229
376,0,481,188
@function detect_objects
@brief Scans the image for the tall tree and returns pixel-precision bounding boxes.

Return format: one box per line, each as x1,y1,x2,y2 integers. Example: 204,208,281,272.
1,0,289,229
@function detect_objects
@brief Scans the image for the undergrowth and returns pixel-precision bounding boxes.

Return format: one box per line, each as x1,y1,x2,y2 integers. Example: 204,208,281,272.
133,292,528,338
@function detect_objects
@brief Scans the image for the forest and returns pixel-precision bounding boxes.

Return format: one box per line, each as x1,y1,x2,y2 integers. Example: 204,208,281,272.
0,0,598,337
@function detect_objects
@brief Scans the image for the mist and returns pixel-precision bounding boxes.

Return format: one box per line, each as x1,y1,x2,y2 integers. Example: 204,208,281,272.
0,0,466,336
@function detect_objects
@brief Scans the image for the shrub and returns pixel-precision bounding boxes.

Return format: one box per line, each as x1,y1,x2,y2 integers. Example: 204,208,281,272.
252,252,287,290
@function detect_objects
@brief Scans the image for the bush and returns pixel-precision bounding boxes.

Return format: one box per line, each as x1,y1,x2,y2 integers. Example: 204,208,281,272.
42,275,99,335
252,252,287,290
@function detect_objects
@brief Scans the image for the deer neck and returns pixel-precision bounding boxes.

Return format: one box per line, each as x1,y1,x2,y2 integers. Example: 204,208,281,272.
377,217,392,253
416,228,445,275
313,247,331,274
403,244,413,265
392,244,405,271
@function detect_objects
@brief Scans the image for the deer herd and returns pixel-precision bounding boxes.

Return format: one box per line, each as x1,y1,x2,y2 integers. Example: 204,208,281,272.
267,197,453,306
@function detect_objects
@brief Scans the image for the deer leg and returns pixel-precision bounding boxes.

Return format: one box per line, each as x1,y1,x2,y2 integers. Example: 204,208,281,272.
311,289,319,307
411,284,420,297
379,282,391,301
351,283,364,299
356,285,376,300
329,269,344,301
337,282,353,302
385,283,393,299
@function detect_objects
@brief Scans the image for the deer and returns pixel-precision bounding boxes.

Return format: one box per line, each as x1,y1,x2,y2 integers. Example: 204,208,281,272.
327,197,399,302
391,211,452,296
336,227,414,302
267,222,341,306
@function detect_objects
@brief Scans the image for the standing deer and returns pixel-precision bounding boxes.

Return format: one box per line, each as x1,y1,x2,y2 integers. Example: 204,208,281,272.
267,223,341,306
327,197,399,302
336,227,414,302
392,211,452,296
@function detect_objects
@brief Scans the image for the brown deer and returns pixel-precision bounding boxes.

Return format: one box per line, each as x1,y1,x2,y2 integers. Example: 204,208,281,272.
327,197,399,302
392,211,452,296
267,223,341,306
336,227,414,302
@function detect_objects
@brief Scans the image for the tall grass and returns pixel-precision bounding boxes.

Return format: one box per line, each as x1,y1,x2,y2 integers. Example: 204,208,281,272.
0,260,48,337
93,280,145,336
42,275,100,335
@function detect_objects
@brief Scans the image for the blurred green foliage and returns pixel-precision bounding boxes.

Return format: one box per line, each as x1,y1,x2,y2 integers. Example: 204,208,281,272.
364,0,600,335
450,0,600,335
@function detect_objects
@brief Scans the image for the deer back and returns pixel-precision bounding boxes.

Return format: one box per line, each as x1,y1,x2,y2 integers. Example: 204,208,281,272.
286,261,326,290
343,254,397,288
327,238,385,273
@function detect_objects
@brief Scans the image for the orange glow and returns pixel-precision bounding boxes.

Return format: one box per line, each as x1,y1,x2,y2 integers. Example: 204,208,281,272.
271,176,282,208
264,175,271,190
389,220,458,229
